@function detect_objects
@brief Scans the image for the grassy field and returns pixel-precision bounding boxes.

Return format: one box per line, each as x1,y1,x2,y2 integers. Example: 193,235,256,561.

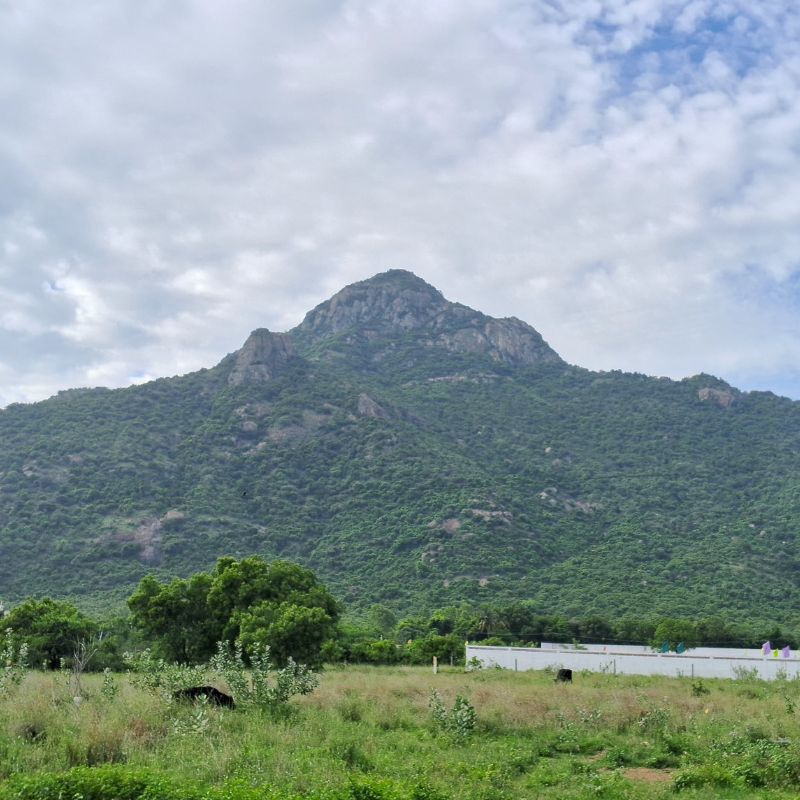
2,665,800,798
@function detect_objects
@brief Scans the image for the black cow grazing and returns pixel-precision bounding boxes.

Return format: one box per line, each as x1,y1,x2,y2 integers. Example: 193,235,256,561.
174,685,235,708
555,668,573,683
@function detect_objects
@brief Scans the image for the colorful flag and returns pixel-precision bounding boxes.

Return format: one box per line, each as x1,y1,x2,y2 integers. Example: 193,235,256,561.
660,641,669,653
782,645,791,659
774,647,780,658
762,641,772,655
676,642,686,654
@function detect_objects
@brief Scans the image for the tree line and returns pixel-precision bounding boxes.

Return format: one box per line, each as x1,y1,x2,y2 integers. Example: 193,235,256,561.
1,557,797,671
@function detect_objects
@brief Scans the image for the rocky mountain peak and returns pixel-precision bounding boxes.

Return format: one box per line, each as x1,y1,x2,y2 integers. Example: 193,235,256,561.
227,328,294,386
295,269,447,337
293,270,563,368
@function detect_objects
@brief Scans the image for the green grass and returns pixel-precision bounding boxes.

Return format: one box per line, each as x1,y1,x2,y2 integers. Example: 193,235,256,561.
3,666,800,799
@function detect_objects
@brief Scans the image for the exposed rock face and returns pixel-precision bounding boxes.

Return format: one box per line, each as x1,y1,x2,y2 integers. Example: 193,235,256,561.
297,270,447,335
698,387,736,408
111,515,168,564
228,329,295,386
436,316,560,366
441,518,462,534
294,269,562,367
357,393,390,419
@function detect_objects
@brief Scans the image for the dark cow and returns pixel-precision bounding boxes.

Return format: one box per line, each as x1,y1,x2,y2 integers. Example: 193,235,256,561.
555,668,573,683
173,685,235,708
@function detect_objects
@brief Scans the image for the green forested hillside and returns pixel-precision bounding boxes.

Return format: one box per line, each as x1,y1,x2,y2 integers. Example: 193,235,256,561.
2,270,799,624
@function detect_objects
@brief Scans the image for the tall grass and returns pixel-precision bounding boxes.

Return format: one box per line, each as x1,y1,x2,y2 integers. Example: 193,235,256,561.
3,665,800,798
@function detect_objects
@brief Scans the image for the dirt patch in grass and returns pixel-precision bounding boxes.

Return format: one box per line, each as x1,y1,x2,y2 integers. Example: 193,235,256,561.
622,767,674,783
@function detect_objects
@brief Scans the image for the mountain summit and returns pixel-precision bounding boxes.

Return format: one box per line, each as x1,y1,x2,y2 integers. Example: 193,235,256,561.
296,270,448,335
292,269,563,368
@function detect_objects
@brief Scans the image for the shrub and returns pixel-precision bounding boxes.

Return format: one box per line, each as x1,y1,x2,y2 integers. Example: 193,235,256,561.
0,768,447,800
636,704,670,736
675,732,800,791
209,640,318,711
101,667,119,700
0,628,28,697
125,640,319,714
732,666,761,682
124,649,206,701
673,763,742,791
0,766,194,800
428,690,476,742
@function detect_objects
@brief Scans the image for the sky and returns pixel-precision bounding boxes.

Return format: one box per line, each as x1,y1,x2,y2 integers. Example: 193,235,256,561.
1,0,800,407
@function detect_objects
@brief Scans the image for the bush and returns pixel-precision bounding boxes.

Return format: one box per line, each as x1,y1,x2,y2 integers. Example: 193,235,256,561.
125,640,319,714
675,734,800,791
0,767,442,800
0,629,28,697
673,763,742,791
349,639,401,665
0,766,195,800
209,641,318,711
428,690,476,742
124,649,206,701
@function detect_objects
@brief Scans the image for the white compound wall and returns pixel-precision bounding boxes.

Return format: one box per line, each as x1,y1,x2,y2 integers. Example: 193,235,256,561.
539,642,772,659
466,643,800,680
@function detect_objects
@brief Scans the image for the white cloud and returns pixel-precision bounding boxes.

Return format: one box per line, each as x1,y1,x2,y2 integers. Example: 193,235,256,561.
0,0,799,404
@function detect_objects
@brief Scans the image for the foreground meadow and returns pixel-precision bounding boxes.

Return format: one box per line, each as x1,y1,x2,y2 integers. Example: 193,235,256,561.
2,665,800,799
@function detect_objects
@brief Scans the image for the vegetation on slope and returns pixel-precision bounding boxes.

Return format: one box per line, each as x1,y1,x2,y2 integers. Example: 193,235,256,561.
1,271,799,625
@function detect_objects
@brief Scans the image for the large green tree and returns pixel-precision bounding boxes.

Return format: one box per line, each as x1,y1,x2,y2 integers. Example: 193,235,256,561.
238,601,335,666
2,598,96,669
128,556,340,664
127,572,218,663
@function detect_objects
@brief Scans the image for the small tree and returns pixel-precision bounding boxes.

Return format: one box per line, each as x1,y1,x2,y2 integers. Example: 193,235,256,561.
69,634,106,699
651,618,698,652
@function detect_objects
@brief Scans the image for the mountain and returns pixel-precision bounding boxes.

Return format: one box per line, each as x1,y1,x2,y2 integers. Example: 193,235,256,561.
2,269,800,624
